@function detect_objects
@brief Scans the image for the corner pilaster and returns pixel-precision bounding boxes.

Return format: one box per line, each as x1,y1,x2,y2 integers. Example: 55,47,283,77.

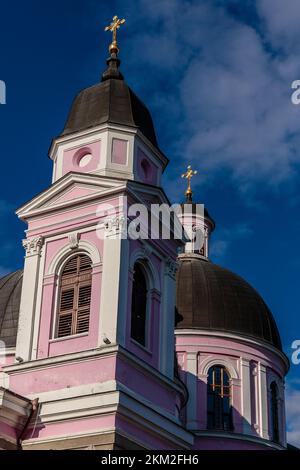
15,237,44,363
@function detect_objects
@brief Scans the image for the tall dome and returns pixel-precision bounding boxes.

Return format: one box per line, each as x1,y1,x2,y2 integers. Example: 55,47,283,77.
176,255,282,350
61,53,162,155
0,270,23,348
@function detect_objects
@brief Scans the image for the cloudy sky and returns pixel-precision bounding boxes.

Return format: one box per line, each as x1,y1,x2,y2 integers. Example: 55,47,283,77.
0,0,300,446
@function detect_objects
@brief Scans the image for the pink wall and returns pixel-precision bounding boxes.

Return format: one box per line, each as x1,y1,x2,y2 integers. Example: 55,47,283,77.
111,138,127,165
37,230,103,359
9,355,116,396
27,195,122,239
176,333,286,439
116,357,177,415
27,414,116,441
115,415,178,450
62,141,101,178
136,148,158,185
124,241,163,369
0,421,19,440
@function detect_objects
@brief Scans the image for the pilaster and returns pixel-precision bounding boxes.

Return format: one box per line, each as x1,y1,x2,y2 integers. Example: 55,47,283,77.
15,237,44,363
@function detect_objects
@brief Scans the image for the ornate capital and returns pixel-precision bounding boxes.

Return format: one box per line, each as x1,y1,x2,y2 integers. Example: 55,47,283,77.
68,231,80,250
140,242,152,260
165,257,178,279
104,215,126,237
22,236,44,256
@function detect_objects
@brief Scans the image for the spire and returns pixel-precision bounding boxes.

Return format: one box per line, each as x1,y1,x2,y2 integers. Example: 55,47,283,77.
181,165,198,202
102,15,126,82
178,166,215,258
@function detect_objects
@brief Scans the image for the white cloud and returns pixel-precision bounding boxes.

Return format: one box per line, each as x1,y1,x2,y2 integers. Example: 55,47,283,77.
286,383,300,447
123,0,300,191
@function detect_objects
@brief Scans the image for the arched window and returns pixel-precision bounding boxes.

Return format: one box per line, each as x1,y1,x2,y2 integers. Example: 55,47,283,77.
207,365,233,431
56,254,92,338
270,381,280,443
131,263,148,347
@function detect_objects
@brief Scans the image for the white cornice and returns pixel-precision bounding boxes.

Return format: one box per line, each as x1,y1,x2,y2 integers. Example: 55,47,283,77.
193,430,286,450
49,123,168,170
3,345,184,396
16,172,127,220
49,123,138,159
175,329,290,373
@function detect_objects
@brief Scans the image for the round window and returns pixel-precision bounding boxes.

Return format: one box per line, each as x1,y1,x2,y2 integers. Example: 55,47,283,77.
78,153,93,168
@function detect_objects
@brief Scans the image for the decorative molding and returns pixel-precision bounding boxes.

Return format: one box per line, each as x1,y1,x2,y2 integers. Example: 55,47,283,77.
175,329,289,373
193,430,285,450
141,245,153,260
104,215,126,237
200,356,239,380
47,239,101,275
129,249,161,291
68,231,80,249
22,236,44,256
165,257,178,279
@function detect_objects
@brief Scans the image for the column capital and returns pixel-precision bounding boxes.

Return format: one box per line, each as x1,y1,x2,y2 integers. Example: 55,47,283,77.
104,215,127,238
22,236,44,257
164,257,178,279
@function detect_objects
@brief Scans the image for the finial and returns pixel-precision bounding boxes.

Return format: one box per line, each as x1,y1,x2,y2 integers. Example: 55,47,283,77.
181,165,198,202
104,15,126,56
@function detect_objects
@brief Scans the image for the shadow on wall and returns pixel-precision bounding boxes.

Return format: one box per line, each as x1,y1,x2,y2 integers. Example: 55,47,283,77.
178,367,278,451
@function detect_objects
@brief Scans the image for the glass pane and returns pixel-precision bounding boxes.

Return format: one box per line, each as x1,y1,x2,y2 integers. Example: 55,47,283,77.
223,370,229,386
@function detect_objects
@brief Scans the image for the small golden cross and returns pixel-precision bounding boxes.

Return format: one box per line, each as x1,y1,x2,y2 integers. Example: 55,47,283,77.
182,165,198,201
105,15,126,55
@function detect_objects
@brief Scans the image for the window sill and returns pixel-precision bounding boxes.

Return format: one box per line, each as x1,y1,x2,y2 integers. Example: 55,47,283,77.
49,332,89,343
130,338,153,356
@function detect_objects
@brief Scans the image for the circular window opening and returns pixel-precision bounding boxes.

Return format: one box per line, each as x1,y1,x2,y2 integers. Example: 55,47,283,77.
78,153,93,168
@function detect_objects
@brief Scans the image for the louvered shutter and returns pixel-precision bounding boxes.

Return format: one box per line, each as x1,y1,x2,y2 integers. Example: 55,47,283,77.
57,254,92,338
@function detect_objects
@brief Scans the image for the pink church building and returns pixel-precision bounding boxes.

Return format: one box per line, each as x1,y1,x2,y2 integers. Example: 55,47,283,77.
0,29,289,451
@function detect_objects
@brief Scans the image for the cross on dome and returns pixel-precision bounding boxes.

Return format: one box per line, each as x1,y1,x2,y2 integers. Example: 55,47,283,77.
104,15,126,55
182,165,198,202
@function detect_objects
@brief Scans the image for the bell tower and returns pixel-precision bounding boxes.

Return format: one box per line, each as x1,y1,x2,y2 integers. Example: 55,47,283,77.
5,17,192,450
177,166,215,258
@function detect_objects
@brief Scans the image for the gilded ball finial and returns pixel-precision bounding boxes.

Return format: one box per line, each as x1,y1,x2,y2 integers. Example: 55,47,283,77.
104,15,126,56
181,165,198,202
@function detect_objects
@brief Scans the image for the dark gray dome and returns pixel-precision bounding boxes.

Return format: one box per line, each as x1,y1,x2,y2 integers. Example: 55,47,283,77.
61,55,161,154
0,270,23,348
176,256,282,350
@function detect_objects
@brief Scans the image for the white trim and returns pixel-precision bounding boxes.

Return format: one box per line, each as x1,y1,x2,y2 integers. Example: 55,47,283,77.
267,371,286,446
258,362,269,439
16,172,126,219
49,123,168,170
193,430,285,450
31,242,46,360
185,352,198,430
128,252,161,352
200,356,239,380
15,238,44,362
240,358,252,434
129,248,161,291
3,345,183,395
22,428,116,448
118,394,193,448
175,329,289,372
47,239,101,276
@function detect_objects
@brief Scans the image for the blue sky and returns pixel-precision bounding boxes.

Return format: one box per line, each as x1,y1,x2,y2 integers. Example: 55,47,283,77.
0,0,300,445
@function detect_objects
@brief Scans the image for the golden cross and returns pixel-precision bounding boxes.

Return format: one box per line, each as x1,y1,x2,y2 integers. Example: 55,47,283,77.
182,165,198,201
105,15,126,54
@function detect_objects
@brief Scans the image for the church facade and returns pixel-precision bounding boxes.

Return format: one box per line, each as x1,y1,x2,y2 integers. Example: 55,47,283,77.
0,19,289,450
